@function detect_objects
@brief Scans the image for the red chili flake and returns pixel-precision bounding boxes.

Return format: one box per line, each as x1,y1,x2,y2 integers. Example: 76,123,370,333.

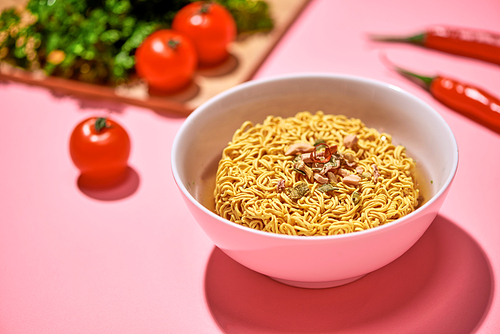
311,143,332,163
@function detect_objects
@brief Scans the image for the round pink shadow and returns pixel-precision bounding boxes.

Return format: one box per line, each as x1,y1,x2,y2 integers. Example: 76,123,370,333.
77,166,140,201
204,215,493,333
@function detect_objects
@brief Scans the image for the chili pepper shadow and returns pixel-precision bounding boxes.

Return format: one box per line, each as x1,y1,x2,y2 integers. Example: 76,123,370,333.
77,166,140,201
204,215,494,334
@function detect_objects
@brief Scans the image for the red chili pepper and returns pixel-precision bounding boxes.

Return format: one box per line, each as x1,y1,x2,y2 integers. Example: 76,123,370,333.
370,26,500,65
391,64,500,134
311,143,332,163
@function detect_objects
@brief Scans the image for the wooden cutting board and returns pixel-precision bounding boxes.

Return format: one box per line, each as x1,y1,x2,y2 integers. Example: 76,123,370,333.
0,0,310,115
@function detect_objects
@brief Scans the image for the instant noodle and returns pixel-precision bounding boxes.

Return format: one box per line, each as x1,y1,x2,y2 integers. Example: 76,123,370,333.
214,111,421,236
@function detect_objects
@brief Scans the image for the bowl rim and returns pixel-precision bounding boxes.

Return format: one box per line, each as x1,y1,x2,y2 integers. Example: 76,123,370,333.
171,72,459,241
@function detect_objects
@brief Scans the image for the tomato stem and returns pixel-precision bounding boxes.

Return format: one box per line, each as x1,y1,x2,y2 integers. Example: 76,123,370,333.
167,39,180,50
94,117,110,133
199,3,212,14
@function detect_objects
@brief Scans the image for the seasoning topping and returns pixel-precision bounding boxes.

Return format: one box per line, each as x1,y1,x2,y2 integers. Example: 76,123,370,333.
352,191,361,205
314,173,329,184
372,164,380,182
285,142,315,156
282,137,369,199
286,181,309,200
343,174,361,186
293,160,313,179
311,142,334,163
343,134,358,148
276,179,285,192
318,183,338,193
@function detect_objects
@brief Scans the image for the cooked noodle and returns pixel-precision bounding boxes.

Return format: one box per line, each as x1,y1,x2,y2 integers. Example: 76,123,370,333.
214,111,420,236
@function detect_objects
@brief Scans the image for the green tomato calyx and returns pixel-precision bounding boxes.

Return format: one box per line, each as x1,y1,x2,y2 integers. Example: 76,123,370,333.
94,117,110,133
167,39,180,50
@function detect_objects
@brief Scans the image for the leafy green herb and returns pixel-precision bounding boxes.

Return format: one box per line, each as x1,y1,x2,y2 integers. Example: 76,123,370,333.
324,160,337,168
352,191,361,205
313,139,326,146
0,0,274,85
218,0,274,34
293,168,306,176
361,172,372,179
318,183,338,193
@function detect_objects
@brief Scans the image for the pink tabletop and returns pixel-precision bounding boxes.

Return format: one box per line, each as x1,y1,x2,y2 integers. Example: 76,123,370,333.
1,0,499,333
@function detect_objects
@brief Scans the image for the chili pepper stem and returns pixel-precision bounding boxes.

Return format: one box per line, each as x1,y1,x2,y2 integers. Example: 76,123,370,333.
368,32,426,45
394,67,435,91
379,53,435,91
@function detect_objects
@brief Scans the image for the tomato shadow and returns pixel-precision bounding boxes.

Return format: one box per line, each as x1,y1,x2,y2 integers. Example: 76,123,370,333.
76,98,127,114
77,166,140,201
144,79,200,118
196,53,239,78
0,74,194,119
148,79,201,102
0,54,238,119
204,215,494,334
78,79,199,119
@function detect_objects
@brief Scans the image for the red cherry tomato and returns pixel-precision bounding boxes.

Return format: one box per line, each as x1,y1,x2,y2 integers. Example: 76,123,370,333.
69,117,131,188
172,2,236,66
135,29,197,92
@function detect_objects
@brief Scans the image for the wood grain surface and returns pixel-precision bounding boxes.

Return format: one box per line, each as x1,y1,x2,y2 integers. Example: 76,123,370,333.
0,0,310,115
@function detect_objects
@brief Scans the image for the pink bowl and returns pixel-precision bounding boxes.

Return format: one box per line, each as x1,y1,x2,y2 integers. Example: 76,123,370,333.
171,73,458,288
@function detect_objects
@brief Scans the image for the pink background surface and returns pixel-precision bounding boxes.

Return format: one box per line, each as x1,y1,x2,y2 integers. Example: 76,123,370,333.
1,0,499,333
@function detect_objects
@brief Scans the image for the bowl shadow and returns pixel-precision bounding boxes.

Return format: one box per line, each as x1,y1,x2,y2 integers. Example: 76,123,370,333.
77,166,140,201
204,215,494,334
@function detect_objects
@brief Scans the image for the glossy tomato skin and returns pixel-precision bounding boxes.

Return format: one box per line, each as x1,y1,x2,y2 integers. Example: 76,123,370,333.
172,2,236,66
135,29,197,92
70,117,131,188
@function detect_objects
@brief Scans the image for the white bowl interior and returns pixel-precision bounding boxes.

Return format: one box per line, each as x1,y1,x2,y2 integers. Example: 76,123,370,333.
174,74,457,214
